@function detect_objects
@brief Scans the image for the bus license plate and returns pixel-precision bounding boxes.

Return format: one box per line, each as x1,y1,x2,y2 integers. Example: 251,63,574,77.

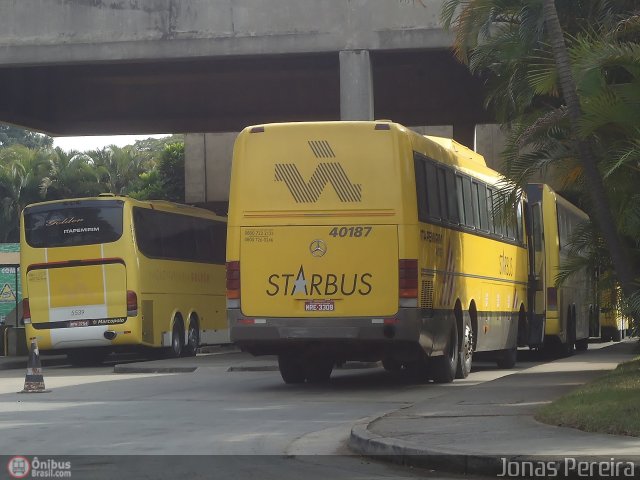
304,300,335,312
69,320,90,328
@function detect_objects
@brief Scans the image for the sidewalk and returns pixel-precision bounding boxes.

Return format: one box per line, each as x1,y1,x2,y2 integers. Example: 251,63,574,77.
349,340,640,476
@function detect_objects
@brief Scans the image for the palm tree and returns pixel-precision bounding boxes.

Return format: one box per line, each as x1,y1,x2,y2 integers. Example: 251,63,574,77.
0,145,50,242
87,145,145,195
442,0,640,299
40,147,104,199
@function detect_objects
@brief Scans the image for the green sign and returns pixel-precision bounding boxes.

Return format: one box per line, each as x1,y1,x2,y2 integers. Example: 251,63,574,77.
0,243,20,324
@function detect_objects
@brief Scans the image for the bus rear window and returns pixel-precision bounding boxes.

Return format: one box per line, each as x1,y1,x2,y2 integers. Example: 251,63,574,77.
24,200,124,248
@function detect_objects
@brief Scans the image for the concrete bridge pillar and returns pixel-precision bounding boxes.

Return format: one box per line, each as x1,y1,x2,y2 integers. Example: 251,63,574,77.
339,50,374,121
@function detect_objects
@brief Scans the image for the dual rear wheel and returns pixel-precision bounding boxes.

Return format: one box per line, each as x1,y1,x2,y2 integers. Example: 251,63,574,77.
278,354,334,384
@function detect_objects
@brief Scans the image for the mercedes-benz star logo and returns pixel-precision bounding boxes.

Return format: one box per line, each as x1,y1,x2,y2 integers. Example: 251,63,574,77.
309,239,327,257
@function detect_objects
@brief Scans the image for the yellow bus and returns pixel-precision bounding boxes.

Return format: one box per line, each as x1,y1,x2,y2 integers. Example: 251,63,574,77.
227,121,529,384
598,284,629,342
525,184,591,355
20,195,227,365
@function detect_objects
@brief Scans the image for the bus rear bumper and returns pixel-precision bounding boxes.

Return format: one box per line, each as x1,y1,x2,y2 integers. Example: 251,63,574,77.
228,308,451,359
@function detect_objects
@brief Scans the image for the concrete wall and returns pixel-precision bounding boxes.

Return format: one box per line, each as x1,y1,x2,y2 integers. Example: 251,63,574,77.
0,0,451,65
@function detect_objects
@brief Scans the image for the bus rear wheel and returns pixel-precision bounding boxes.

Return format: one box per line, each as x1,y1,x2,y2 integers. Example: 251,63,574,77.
575,338,589,351
183,319,199,357
68,349,107,367
496,347,517,369
278,354,306,384
305,358,334,383
430,321,458,384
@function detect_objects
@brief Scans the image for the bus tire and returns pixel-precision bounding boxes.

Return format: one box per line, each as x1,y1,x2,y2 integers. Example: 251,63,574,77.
575,338,589,351
169,319,184,358
305,358,334,383
496,347,517,369
430,321,458,384
456,315,473,379
382,357,403,372
68,349,107,367
563,315,576,357
183,318,199,357
278,354,306,384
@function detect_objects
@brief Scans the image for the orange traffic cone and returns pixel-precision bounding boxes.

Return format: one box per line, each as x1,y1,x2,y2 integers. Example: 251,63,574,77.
19,338,50,393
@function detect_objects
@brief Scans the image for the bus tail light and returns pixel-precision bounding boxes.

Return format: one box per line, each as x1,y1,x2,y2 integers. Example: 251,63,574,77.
227,261,241,302
399,259,418,307
127,290,138,317
22,298,31,324
547,287,558,311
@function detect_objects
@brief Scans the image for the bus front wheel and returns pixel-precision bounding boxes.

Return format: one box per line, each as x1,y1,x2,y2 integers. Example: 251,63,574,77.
456,315,473,379
168,320,184,358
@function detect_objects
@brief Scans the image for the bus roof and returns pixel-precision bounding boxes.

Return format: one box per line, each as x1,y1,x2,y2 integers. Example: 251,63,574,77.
22,196,225,221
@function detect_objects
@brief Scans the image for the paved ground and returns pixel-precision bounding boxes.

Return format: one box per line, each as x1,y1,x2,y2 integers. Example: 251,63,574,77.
349,339,640,475
0,339,637,479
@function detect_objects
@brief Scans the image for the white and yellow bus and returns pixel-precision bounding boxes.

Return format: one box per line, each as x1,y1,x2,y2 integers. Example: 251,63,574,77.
227,121,529,384
525,184,591,354
20,195,227,365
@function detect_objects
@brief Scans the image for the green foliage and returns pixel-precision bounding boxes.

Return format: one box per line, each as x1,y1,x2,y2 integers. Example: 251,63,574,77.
536,357,640,436
442,1,640,327
0,131,185,242
0,124,53,150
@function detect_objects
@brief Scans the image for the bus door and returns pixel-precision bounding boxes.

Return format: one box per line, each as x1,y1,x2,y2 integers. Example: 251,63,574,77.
527,201,546,346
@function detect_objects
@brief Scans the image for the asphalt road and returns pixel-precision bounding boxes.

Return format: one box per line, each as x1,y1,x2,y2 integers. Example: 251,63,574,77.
0,345,613,479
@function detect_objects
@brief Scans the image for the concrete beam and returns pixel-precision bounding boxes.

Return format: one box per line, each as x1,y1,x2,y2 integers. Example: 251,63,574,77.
0,0,453,66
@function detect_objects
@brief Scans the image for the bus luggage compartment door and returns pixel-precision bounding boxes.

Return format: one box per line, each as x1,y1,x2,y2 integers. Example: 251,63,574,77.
240,225,398,318
26,261,127,348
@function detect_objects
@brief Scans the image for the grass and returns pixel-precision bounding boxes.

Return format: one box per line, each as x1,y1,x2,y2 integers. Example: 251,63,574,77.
535,356,640,437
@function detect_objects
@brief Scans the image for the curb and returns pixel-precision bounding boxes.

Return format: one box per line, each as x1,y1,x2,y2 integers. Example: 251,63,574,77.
349,416,640,477
113,365,197,374
0,355,68,371
227,365,278,372
348,417,500,475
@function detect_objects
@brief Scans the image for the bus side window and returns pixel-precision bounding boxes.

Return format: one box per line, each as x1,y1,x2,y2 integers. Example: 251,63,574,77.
445,169,459,224
487,187,496,235
462,177,475,229
516,200,524,243
437,167,449,221
425,161,440,221
413,154,428,222
471,181,481,229
455,175,466,226
478,183,489,232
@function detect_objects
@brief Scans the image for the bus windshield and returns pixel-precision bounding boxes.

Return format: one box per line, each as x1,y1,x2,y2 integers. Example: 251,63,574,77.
24,200,124,248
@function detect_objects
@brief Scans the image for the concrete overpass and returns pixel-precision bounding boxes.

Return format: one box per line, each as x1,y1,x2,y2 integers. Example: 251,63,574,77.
0,0,503,206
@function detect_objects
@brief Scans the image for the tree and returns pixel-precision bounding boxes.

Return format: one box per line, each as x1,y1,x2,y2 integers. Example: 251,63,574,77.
442,0,640,301
0,146,50,242
128,141,185,202
40,147,104,199
0,124,53,150
88,145,144,195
